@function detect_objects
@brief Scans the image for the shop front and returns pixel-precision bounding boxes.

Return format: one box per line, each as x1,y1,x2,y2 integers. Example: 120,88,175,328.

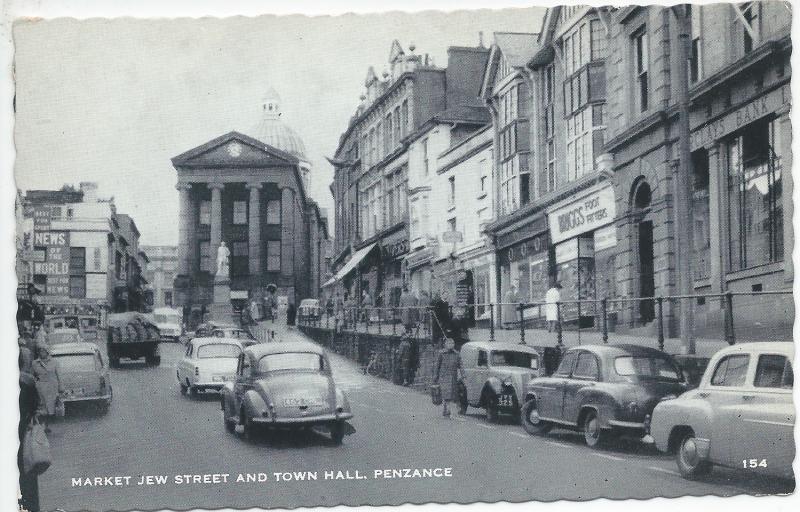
380,231,409,308
459,250,496,325
546,182,617,328
404,245,436,298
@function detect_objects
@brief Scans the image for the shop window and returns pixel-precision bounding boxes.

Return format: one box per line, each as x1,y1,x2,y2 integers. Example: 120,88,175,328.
692,150,711,280
727,118,783,271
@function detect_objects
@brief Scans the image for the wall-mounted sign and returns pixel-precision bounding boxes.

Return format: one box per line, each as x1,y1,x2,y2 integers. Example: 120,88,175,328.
32,231,70,276
383,239,409,259
33,207,52,231
547,184,615,244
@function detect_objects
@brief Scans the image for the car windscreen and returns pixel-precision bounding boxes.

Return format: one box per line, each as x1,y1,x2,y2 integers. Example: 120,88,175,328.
48,332,81,344
196,343,241,359
257,352,323,373
490,350,538,369
614,356,682,381
53,354,97,372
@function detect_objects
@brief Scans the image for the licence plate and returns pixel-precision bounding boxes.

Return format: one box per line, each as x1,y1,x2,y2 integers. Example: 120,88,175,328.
283,397,323,407
498,394,514,408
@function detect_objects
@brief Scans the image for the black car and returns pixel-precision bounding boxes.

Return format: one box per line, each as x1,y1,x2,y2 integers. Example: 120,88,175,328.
521,344,687,447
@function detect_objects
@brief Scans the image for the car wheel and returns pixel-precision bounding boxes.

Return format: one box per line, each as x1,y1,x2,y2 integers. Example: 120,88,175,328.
582,410,607,448
520,398,552,436
330,420,345,445
485,393,500,423
676,432,712,480
180,382,188,395
241,410,256,440
189,385,198,398
457,385,468,415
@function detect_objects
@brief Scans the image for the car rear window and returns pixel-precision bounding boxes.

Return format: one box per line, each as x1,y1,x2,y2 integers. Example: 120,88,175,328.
490,350,538,369
48,332,81,344
258,353,324,373
754,354,793,389
614,356,681,381
197,343,241,359
53,354,97,372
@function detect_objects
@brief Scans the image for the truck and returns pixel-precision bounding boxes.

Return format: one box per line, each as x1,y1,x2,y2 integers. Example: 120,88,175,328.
106,312,161,368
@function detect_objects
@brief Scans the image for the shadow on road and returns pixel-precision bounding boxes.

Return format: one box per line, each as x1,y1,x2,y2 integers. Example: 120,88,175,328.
238,427,343,449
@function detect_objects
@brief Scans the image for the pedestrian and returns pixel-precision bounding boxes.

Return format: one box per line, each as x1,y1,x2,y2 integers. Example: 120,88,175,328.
361,289,373,326
19,336,34,375
503,283,520,329
250,300,260,325
433,337,461,417
545,282,562,333
19,352,41,512
263,293,275,322
396,337,411,385
407,337,419,385
399,285,418,335
33,323,48,359
32,346,63,433
286,303,297,328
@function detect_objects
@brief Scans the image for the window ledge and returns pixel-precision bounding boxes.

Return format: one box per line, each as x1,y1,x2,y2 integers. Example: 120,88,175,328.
476,193,487,200
725,261,784,282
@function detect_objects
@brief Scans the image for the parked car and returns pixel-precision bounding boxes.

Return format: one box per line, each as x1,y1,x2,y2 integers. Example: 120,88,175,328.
177,337,243,396
650,342,794,480
50,342,112,413
298,299,321,322
47,327,84,346
221,340,354,444
457,341,541,422
211,327,258,348
194,321,236,339
522,344,688,448
106,312,161,368
153,307,183,342
46,314,100,341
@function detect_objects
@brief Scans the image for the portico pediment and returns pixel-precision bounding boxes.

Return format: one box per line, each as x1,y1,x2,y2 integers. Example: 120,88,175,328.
171,131,299,169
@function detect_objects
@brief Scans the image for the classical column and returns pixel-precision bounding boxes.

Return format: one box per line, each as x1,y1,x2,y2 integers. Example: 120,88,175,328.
176,183,192,275
281,187,295,278
209,183,224,251
246,183,262,276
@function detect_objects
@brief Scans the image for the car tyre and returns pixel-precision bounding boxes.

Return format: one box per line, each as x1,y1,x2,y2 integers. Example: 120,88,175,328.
223,406,236,434
241,410,257,441
457,385,468,415
330,420,345,445
485,393,500,423
520,398,552,435
582,409,607,448
676,432,713,480
180,382,188,395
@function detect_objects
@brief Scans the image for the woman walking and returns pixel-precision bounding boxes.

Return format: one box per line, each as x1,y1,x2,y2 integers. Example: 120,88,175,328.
433,337,461,417
32,346,62,433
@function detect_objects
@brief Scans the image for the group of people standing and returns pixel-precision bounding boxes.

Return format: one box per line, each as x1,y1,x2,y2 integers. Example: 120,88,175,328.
502,281,562,331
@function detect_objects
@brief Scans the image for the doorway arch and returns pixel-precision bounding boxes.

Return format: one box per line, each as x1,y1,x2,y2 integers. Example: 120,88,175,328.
630,178,655,324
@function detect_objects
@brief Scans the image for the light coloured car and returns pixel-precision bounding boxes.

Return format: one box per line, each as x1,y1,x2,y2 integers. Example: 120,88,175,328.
153,307,183,342
50,342,112,413
650,342,794,480
177,337,243,396
457,341,541,422
221,341,354,444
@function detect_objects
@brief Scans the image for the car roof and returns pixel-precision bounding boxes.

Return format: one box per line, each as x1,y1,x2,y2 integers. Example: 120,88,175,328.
190,337,243,347
49,342,99,355
568,343,672,358
49,327,81,334
711,341,794,358
245,340,324,358
461,341,540,354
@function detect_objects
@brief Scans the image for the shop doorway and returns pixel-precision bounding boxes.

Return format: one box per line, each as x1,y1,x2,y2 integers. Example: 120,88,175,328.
638,220,655,322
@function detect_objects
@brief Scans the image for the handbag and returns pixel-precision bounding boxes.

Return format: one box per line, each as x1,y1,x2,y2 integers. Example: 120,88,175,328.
22,417,52,475
430,384,442,406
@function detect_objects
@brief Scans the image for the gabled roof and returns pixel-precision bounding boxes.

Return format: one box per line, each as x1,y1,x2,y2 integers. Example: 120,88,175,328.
479,32,539,99
171,131,300,168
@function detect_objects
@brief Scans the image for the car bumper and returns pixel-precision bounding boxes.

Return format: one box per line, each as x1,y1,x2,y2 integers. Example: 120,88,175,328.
252,412,354,425
192,381,232,390
60,392,112,403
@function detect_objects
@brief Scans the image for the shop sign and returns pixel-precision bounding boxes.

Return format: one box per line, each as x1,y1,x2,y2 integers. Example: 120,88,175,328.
405,247,434,269
33,207,52,231
593,224,617,252
547,184,615,244
690,84,790,151
46,276,70,297
32,231,70,276
555,237,594,264
503,233,549,265
496,215,547,250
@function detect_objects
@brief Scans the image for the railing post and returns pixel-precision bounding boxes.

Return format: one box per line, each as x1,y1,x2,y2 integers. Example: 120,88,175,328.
393,308,397,335
489,303,495,342
601,298,608,343
556,302,563,347
724,291,735,345
377,307,382,334
657,297,665,352
518,303,526,344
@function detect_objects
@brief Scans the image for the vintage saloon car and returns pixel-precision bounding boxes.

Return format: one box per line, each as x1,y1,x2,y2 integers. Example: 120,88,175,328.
457,341,541,422
650,342,794,480
211,326,258,348
221,341,354,444
522,344,687,447
50,342,112,413
177,337,243,396
47,327,84,346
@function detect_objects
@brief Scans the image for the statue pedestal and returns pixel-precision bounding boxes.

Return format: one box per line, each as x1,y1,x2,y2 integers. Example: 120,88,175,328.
210,276,235,325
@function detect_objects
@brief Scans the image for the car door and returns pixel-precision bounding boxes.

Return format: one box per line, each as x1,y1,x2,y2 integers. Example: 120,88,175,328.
729,353,794,476
562,351,600,423
704,352,752,466
467,349,490,403
536,351,577,421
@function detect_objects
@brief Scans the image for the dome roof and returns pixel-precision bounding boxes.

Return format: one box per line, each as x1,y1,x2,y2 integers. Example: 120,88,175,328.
247,88,308,162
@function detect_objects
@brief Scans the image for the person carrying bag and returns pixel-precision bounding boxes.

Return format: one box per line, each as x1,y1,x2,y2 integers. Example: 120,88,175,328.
22,416,51,476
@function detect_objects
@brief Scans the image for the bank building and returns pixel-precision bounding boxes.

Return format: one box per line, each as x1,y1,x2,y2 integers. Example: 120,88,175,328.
171,89,328,325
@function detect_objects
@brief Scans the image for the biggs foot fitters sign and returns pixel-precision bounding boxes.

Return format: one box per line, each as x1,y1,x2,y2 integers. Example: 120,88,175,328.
547,183,616,244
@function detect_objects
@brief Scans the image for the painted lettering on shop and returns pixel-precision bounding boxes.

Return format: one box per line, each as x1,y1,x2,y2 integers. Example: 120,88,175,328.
548,184,615,245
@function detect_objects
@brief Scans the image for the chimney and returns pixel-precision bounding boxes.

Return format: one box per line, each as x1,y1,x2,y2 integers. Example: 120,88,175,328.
80,181,98,202
478,31,485,48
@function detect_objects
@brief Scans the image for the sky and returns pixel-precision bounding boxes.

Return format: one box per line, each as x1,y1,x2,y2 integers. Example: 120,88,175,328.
13,6,545,246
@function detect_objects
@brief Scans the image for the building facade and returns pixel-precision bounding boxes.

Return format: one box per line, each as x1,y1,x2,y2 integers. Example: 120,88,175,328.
142,245,178,308
172,93,328,325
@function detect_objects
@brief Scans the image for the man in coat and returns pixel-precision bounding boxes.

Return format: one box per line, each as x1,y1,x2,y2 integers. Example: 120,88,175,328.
399,286,419,335
433,337,461,417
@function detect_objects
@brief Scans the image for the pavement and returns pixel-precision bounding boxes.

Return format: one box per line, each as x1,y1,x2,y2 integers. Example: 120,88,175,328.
38,322,792,511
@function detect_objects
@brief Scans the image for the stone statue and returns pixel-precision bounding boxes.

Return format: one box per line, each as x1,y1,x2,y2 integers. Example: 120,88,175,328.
216,241,230,278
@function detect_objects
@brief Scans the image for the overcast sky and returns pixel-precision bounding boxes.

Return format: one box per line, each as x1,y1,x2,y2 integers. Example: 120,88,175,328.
13,7,544,245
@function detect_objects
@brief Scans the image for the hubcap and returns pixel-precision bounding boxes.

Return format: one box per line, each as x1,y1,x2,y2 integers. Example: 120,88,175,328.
586,418,599,439
682,438,699,467
528,407,540,425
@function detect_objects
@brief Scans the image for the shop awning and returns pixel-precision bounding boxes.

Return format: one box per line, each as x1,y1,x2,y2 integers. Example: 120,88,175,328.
321,277,337,288
332,243,377,282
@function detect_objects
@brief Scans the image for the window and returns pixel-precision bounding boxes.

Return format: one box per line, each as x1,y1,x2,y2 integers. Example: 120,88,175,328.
393,107,401,144
376,120,383,160
93,247,102,271
499,157,519,214
233,201,247,225
711,354,750,387
231,241,248,276
70,247,86,274
448,176,455,205
566,108,601,181
754,355,793,389
543,64,556,196
477,350,488,367
689,5,703,83
590,19,607,61
164,291,173,306
633,29,649,112
554,351,578,377
266,199,281,225
573,352,600,380
401,99,409,136
199,201,211,225
68,276,86,299
384,114,392,153
727,118,783,270
266,240,281,272
258,353,324,373
199,241,212,272
735,2,761,55
692,150,711,279
422,138,429,175
480,174,487,194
